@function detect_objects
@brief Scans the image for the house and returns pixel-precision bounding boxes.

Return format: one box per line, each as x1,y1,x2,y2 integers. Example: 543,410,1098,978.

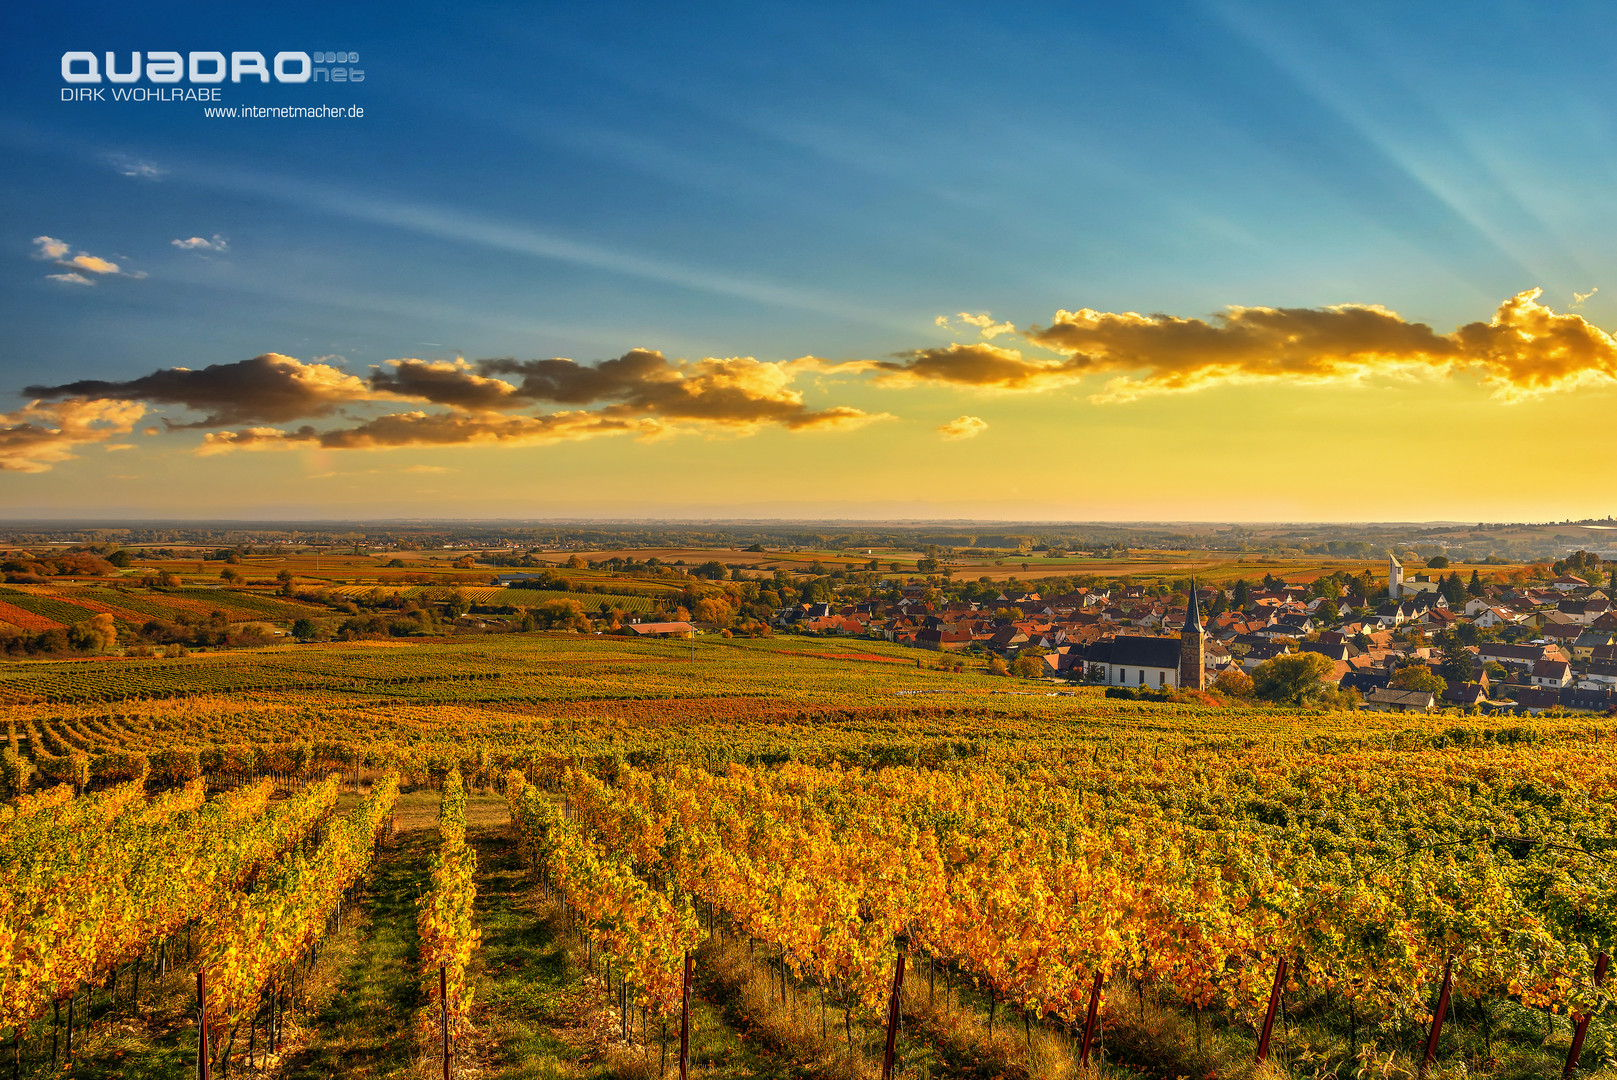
1442,683,1489,708
1509,686,1566,713
1576,661,1617,690
1541,622,1584,645
1560,686,1617,713
1300,640,1349,663
915,628,973,651
1363,687,1436,713
1240,640,1292,671
1572,631,1614,660
1530,659,1572,687
627,621,696,638
1552,574,1590,592
1478,642,1557,670
1473,606,1523,629
1340,670,1391,696
1558,597,1613,625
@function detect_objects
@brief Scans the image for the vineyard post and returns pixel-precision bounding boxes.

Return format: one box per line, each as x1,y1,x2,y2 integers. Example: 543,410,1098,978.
1419,958,1453,1080
1564,951,1610,1077
197,970,211,1080
1255,956,1288,1064
440,965,451,1080
881,949,906,1080
1080,970,1103,1067
679,950,692,1080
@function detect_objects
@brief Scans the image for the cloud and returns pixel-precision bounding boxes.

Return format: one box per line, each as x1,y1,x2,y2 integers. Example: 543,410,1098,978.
0,399,146,473
1573,287,1598,308
108,154,164,179
937,415,988,440
370,359,519,410
26,353,373,426
870,342,1061,389
172,235,228,252
390,349,886,430
198,409,671,454
935,312,1017,339
15,346,890,469
31,236,145,282
877,290,1617,403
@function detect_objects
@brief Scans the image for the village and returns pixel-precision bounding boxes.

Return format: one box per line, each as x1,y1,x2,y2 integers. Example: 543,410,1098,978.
772,552,1617,716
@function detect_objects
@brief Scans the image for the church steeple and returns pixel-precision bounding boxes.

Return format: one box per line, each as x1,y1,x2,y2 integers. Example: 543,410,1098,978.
1179,578,1206,690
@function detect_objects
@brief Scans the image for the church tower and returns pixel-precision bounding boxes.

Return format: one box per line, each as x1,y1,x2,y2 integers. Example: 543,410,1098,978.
1179,579,1206,690
1388,552,1404,599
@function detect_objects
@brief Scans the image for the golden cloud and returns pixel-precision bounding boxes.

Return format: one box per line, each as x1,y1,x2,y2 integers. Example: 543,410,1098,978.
937,415,988,440
0,399,146,473
872,290,1617,402
31,236,144,282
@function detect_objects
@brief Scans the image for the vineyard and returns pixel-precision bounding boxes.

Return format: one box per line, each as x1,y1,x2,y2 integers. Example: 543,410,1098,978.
0,633,1612,1079
0,584,326,635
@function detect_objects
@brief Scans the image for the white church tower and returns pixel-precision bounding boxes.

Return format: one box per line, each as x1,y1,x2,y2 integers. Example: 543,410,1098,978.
1388,552,1404,599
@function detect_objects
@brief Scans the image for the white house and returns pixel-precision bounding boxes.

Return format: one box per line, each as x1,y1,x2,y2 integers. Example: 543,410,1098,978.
1101,636,1184,688
1473,607,1522,630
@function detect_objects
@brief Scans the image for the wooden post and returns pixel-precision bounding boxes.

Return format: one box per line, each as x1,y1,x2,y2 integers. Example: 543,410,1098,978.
1565,951,1611,1077
881,950,906,1080
1420,958,1453,1079
679,951,692,1080
1080,970,1103,1067
1256,956,1288,1064
440,965,451,1080
198,970,211,1080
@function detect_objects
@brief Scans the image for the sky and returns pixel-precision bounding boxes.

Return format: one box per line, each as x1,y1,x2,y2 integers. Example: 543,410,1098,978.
3,0,1617,521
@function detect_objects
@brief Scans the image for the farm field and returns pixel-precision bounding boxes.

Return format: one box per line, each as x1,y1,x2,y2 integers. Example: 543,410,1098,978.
1,633,1613,1080
326,585,662,612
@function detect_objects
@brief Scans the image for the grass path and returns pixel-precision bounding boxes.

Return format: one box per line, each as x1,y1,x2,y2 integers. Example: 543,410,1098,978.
279,826,436,1080
467,817,794,1080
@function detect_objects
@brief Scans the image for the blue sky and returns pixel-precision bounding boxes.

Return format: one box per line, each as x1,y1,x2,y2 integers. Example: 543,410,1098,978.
3,1,1616,518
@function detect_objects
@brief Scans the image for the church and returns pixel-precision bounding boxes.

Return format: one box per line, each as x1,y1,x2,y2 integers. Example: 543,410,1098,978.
1095,584,1206,689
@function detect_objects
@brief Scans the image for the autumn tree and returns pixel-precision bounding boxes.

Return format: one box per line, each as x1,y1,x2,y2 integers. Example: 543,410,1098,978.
1251,651,1335,705
693,597,734,626
1009,653,1045,678
1391,664,1447,695
1212,667,1254,698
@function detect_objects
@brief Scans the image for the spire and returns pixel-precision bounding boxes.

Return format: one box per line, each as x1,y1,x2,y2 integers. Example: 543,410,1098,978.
1184,578,1203,634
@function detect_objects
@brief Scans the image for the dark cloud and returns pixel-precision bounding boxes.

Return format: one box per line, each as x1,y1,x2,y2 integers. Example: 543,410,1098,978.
369,360,517,410
27,354,370,426
380,350,878,429
478,349,670,405
198,409,665,453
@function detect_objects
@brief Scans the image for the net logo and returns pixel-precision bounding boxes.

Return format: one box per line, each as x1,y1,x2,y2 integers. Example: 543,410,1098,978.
60,51,365,86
